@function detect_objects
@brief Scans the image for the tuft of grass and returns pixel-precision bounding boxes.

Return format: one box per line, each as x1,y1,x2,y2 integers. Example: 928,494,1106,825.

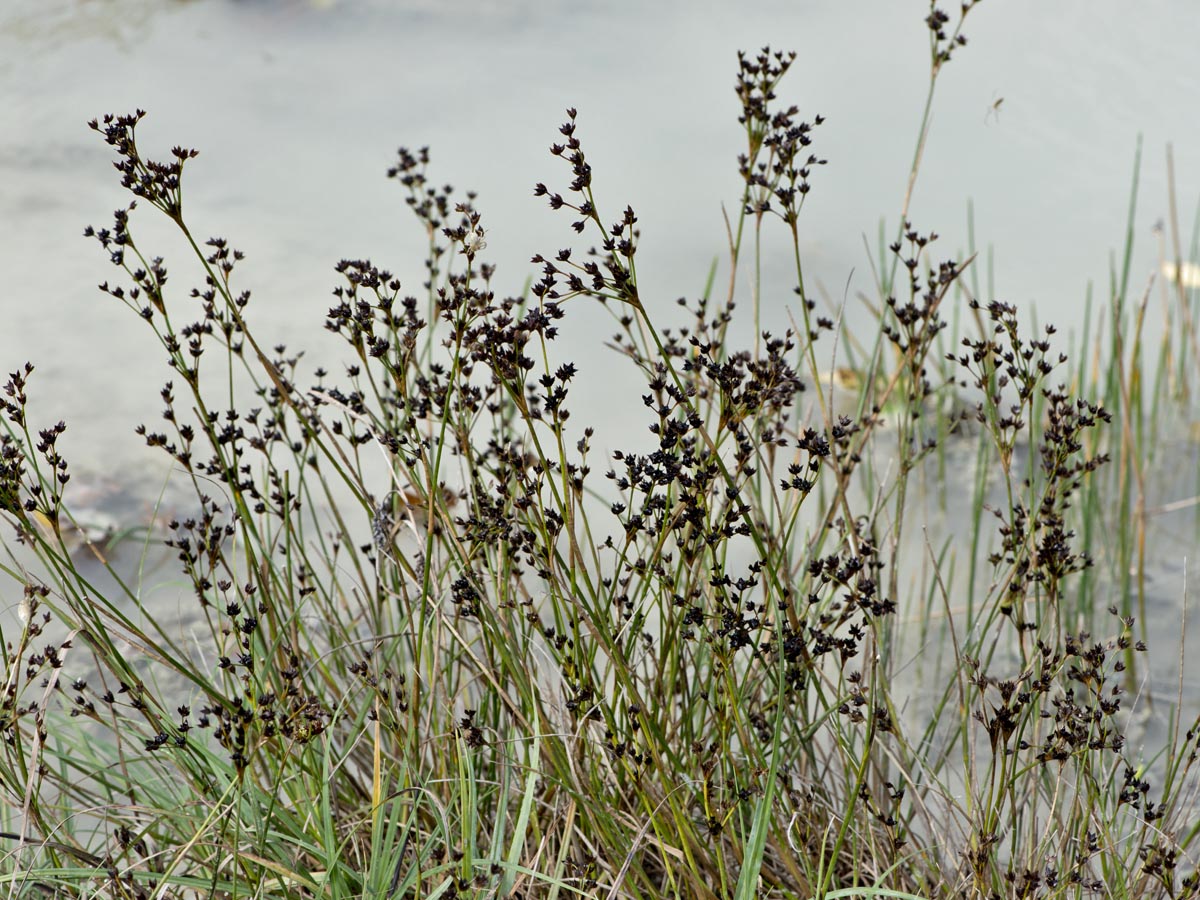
4,4,1200,898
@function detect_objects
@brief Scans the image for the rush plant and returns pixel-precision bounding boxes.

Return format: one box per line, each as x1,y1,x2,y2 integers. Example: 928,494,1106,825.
3,3,1199,899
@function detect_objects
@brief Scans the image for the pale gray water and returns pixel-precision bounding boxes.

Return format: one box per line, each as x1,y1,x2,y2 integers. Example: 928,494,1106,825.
2,0,1198,465
2,0,1200,777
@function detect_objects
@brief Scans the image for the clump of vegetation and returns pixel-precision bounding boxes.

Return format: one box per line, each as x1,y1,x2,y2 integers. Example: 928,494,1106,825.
4,3,1200,898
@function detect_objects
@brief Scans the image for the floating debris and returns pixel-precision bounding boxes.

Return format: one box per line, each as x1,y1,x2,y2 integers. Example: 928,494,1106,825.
1161,260,1200,289
29,507,120,560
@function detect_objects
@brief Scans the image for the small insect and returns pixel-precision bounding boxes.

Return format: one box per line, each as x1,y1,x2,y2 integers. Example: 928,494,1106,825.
985,92,1004,124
